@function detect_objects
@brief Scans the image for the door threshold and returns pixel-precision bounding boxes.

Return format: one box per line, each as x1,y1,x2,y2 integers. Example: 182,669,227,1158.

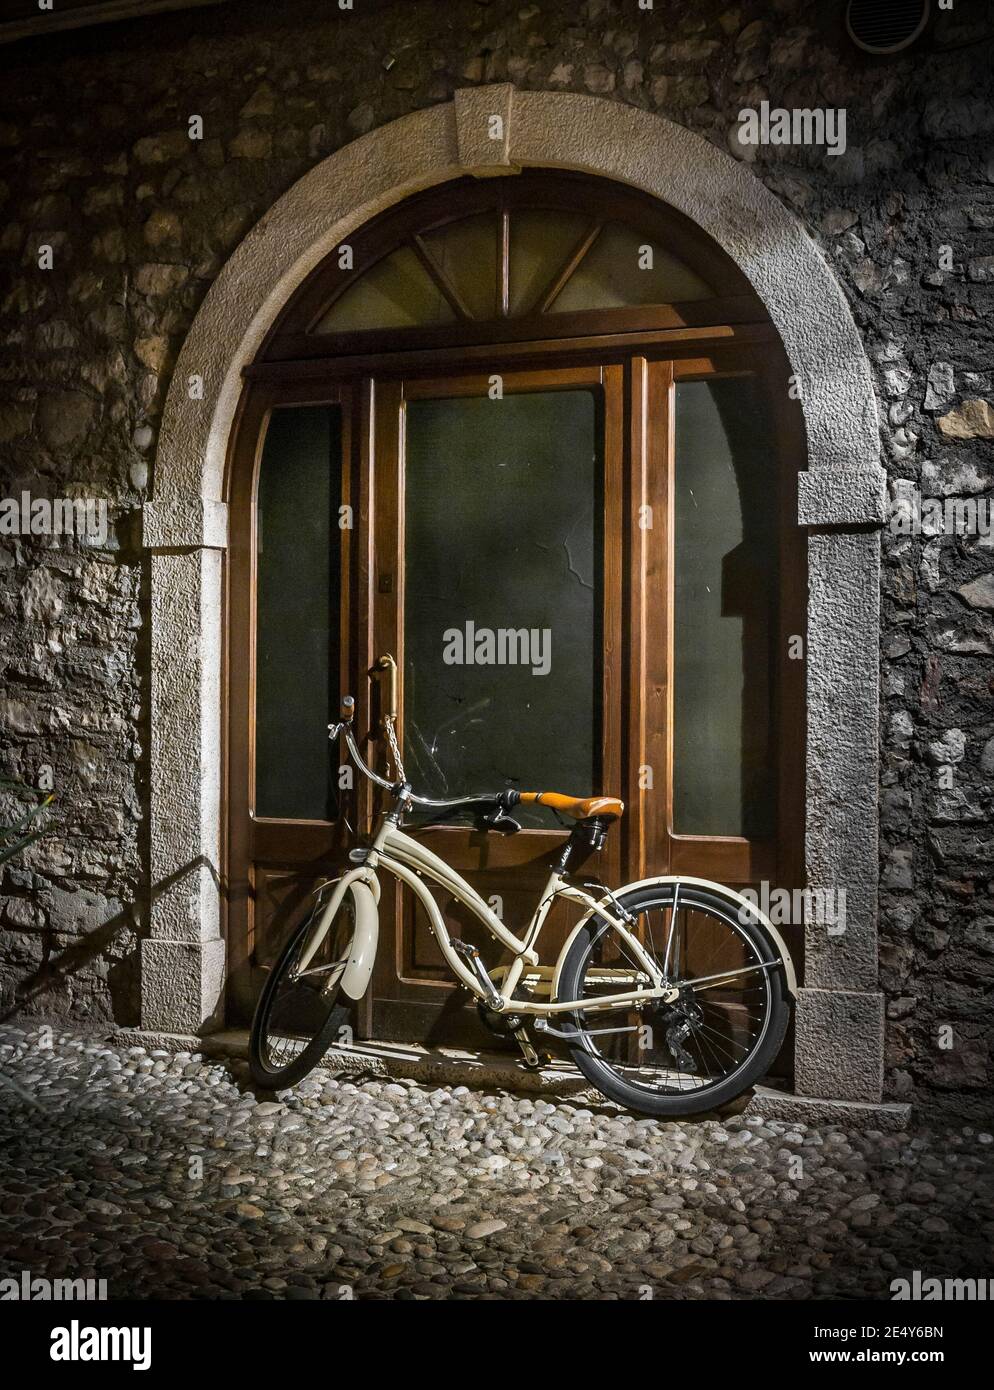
199,1027,599,1100
116,1027,861,1122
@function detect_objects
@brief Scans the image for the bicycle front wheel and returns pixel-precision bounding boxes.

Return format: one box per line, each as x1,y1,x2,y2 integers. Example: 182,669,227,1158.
249,888,355,1090
556,882,791,1117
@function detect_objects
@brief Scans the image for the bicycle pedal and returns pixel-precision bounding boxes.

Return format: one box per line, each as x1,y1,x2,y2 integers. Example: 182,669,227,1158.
451,938,502,1009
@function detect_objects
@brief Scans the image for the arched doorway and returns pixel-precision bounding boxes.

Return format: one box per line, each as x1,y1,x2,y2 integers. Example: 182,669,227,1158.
224,169,806,1047
141,87,887,1109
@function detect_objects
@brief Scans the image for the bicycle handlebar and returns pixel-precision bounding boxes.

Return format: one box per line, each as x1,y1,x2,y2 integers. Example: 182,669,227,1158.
328,701,518,818
336,720,397,794
330,659,522,824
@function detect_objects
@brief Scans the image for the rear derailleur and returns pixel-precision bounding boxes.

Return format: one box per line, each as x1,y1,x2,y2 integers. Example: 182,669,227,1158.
656,994,704,1071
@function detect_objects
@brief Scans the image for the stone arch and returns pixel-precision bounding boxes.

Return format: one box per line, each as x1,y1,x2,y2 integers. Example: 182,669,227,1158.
140,87,889,1114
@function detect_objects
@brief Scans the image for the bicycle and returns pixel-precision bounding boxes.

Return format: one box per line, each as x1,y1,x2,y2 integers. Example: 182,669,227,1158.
249,658,796,1117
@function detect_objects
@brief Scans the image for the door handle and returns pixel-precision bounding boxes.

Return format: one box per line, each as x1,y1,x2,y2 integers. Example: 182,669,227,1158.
369,653,398,727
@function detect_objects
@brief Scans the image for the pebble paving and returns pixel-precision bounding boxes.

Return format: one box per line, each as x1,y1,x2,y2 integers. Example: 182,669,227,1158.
1,1026,992,1301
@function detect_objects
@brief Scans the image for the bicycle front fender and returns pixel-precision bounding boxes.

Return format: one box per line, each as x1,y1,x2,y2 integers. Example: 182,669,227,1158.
304,867,380,1001
340,876,380,1001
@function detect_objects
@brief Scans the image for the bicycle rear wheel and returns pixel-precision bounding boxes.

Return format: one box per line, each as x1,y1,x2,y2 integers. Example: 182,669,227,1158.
249,888,355,1090
556,882,790,1117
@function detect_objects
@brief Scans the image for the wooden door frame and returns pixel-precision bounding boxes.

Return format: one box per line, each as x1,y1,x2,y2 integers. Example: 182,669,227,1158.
223,329,805,1030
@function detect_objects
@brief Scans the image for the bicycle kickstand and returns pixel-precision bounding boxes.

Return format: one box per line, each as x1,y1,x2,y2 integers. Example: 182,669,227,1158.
512,1026,552,1073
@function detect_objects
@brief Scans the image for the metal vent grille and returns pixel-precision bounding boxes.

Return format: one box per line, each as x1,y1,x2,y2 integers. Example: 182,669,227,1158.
846,0,930,54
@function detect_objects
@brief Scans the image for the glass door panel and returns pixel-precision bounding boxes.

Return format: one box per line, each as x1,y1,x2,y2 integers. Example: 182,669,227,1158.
403,390,603,827
672,377,776,841
254,404,342,821
227,388,353,1027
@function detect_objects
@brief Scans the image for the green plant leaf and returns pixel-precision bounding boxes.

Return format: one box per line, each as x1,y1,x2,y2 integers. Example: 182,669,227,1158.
0,828,47,866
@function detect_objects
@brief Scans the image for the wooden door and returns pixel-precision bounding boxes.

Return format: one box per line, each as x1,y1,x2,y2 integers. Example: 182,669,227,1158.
225,381,358,1025
638,351,804,888
365,363,627,1043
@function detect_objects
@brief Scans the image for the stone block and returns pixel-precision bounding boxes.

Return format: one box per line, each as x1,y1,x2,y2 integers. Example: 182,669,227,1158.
140,937,225,1036
795,987,885,1103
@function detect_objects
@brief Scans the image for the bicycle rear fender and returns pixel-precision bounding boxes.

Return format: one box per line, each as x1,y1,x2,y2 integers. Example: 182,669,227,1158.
551,875,798,1000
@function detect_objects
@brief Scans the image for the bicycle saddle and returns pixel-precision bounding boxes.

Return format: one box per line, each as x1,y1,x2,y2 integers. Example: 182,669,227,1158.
516,791,624,821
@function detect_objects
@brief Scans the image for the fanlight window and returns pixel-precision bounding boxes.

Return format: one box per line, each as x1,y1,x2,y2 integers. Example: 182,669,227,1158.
312,189,720,335
316,246,459,332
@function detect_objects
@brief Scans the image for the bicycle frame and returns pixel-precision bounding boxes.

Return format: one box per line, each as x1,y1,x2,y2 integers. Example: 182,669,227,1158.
301,688,796,1024
299,811,682,1017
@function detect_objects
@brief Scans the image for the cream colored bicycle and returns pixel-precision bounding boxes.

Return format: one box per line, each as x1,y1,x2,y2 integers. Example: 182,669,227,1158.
250,660,795,1116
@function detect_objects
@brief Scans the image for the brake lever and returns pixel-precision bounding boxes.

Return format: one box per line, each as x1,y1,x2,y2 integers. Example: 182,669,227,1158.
479,812,521,836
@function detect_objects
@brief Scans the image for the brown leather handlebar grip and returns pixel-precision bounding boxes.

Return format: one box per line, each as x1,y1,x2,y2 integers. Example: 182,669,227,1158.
518,791,624,820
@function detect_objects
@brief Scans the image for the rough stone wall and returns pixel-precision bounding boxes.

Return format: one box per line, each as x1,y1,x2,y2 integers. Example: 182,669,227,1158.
0,0,991,1116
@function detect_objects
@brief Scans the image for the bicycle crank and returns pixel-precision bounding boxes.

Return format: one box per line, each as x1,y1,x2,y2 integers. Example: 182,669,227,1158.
450,937,502,1009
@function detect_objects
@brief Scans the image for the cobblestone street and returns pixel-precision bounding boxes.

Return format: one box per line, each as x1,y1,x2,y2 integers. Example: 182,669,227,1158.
1,1027,992,1302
